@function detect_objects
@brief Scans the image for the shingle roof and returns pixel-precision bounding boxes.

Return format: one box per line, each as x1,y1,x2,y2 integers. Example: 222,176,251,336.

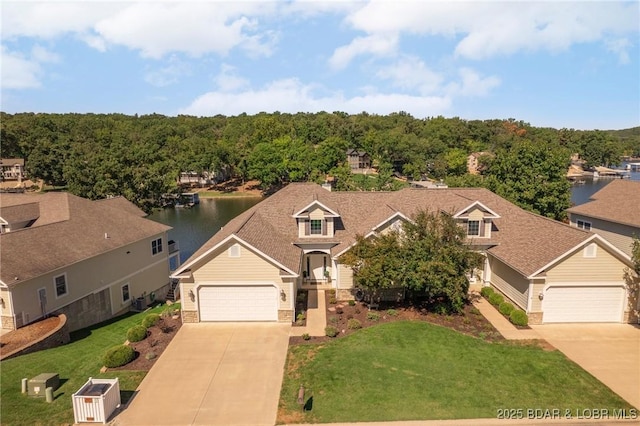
567,180,640,229
0,193,171,287
178,183,594,279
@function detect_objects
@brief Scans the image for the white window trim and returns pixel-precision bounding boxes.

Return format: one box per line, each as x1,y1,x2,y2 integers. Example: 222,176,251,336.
310,219,323,235
467,220,480,236
152,237,163,255
53,273,68,299
121,283,131,304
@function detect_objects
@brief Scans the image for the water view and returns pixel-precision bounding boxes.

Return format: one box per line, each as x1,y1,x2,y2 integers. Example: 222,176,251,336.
149,197,263,265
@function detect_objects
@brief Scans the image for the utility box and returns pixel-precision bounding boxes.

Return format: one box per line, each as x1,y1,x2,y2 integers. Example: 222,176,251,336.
72,377,121,424
28,373,59,397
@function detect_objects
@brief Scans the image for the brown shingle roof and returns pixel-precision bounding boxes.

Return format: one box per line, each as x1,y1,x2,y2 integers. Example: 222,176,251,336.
567,180,640,229
1,193,171,287
178,183,594,279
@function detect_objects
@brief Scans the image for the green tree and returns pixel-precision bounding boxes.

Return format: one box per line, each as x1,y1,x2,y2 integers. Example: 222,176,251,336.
632,236,640,275
485,140,571,220
339,210,483,313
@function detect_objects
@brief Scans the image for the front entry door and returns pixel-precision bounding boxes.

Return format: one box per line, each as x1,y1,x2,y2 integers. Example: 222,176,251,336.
307,254,327,281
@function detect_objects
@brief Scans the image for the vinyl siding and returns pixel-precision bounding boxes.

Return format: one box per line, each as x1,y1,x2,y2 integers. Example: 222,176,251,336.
530,280,546,312
489,257,529,309
546,241,627,283
570,214,637,256
468,208,484,220
8,233,170,327
337,263,354,289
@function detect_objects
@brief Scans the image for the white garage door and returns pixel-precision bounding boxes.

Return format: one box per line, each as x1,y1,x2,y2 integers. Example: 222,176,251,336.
543,286,624,323
199,285,278,321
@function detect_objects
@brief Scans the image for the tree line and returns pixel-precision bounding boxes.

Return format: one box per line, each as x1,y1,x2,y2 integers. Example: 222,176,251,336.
1,111,638,216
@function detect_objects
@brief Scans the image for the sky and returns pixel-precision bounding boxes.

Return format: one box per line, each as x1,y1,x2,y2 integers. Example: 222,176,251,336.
1,1,639,130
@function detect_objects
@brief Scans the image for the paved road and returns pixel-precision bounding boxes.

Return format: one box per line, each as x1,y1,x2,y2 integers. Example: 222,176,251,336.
113,322,290,425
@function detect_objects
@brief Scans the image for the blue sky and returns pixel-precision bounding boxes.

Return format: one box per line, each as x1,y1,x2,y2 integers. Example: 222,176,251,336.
1,1,639,130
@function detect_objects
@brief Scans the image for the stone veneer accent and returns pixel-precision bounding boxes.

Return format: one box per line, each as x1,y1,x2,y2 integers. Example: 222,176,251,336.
528,312,543,325
181,310,199,323
1,315,70,361
623,310,639,324
2,315,16,331
278,310,293,322
337,289,355,300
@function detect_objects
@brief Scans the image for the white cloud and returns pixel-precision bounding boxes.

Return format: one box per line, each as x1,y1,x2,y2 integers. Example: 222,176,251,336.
31,45,60,63
179,77,451,117
445,68,501,97
335,1,639,62
144,56,191,87
329,34,398,70
0,46,42,89
214,64,250,92
375,56,444,95
605,38,632,64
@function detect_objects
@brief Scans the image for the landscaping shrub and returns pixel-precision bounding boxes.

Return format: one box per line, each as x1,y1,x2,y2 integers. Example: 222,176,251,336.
348,300,356,306
386,309,398,317
302,333,310,340
296,312,306,321
329,297,337,304
145,352,157,360
329,316,338,324
347,319,362,329
104,345,135,368
499,302,515,316
366,312,380,322
509,310,528,326
469,307,481,316
325,326,339,337
142,313,161,328
488,292,504,306
480,287,494,298
126,325,148,342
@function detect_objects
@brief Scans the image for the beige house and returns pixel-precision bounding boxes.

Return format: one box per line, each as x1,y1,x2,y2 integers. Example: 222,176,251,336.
173,183,637,325
467,152,492,175
567,180,639,257
1,158,26,182
346,149,371,171
0,193,179,332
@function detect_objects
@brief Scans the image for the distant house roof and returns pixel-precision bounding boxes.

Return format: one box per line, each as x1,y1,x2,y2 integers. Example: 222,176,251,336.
567,180,640,229
176,182,596,280
0,193,171,287
0,158,25,167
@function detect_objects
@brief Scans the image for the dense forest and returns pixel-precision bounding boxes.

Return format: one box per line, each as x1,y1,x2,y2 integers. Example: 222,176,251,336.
1,111,638,219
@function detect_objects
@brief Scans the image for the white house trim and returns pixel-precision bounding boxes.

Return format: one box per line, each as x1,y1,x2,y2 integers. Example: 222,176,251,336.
292,200,340,218
453,201,500,219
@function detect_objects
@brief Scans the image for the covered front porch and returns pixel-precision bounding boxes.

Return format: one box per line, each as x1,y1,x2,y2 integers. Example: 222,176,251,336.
300,250,335,290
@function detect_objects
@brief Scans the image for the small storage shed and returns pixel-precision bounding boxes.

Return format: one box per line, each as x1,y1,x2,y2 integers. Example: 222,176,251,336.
72,377,121,424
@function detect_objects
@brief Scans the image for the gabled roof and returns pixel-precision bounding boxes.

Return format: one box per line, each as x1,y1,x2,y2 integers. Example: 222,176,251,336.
567,180,640,229
176,182,600,280
292,200,340,218
453,201,500,219
0,193,171,287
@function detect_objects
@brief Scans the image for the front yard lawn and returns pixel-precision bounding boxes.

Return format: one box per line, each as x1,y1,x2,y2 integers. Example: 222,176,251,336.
279,321,632,423
0,305,172,426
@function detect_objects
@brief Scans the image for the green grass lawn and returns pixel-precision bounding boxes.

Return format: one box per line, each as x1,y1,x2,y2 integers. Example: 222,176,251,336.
279,321,632,423
0,304,176,426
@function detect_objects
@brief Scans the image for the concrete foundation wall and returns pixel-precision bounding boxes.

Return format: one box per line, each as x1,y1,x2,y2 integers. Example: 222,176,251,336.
51,288,111,332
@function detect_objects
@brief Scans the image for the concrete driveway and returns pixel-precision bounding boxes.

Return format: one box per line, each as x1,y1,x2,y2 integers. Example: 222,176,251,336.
531,323,640,409
113,322,291,426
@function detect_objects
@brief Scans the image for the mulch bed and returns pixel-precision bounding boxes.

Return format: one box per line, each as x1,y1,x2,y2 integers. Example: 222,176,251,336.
289,292,506,345
0,316,61,354
107,315,182,371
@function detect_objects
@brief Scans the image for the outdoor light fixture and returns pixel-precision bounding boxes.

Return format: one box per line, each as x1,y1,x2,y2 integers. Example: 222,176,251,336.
0,297,4,308
188,289,195,301
280,289,286,301
538,292,544,301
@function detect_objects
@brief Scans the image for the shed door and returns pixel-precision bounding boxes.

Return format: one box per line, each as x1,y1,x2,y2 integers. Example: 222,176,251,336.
198,285,277,321
543,286,624,323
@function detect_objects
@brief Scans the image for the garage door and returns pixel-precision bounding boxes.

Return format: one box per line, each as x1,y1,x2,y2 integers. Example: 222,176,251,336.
543,286,624,323
199,285,277,321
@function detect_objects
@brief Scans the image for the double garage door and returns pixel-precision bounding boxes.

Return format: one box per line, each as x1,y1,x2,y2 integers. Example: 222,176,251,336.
543,285,625,323
199,285,278,321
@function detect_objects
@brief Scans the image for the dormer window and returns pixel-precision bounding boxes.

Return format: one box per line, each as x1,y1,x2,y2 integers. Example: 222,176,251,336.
310,219,323,235
467,220,480,236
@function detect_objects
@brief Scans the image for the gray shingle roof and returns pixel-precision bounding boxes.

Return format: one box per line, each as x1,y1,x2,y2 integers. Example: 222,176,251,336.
1,193,171,286
179,183,594,279
567,180,640,229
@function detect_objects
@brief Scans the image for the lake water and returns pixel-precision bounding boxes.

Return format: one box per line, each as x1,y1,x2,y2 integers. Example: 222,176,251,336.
150,168,639,265
149,197,263,265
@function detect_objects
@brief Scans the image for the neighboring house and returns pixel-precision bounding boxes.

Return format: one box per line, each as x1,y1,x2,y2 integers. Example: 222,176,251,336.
172,183,637,325
467,152,492,175
178,168,231,187
0,193,179,332
567,180,640,257
1,158,26,181
346,149,371,170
